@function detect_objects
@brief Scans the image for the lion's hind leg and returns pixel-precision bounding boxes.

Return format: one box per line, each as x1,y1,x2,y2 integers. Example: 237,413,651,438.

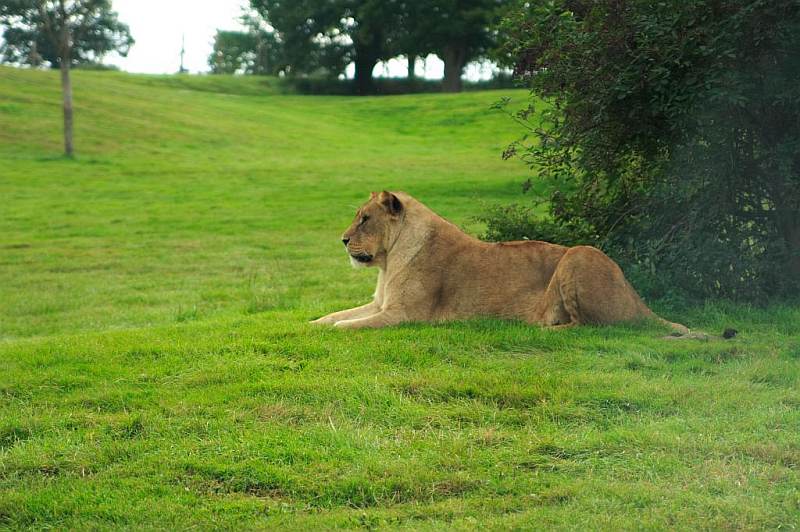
531,246,697,334
533,246,647,327
531,270,582,328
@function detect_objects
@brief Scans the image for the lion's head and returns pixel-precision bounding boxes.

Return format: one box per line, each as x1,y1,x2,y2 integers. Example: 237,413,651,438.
341,191,404,268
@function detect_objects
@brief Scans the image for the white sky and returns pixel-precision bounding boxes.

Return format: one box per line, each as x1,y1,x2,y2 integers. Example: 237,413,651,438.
107,0,494,80
108,0,248,74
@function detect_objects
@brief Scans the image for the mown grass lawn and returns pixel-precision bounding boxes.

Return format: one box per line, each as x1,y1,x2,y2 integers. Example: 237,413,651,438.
1,66,799,529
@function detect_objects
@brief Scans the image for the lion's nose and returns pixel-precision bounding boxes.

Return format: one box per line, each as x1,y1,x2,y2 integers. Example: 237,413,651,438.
341,237,350,246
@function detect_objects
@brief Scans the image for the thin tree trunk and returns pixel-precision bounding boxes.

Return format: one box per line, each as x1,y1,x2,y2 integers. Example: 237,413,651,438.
441,43,467,92
60,56,74,157
55,0,74,156
407,54,417,80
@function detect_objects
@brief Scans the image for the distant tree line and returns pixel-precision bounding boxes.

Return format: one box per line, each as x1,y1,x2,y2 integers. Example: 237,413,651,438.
484,0,800,301
209,0,510,94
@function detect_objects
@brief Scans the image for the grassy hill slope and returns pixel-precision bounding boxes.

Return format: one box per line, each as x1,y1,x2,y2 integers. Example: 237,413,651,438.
0,67,528,339
0,67,798,529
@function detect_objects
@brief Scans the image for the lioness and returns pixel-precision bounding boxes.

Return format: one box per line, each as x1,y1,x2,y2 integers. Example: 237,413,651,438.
312,191,689,334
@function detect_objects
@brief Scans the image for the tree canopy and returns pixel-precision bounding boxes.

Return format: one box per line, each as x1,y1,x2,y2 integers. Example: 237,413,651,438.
209,14,284,76
0,0,133,68
248,0,508,93
402,0,507,91
248,0,384,94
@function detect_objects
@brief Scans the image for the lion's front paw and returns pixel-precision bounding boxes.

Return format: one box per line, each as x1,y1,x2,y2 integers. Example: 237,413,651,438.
310,316,336,326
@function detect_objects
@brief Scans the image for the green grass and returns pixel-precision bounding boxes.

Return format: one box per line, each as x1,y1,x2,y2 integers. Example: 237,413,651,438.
1,66,798,529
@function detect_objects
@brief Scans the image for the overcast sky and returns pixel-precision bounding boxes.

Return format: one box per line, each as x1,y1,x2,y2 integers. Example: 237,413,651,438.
109,0,248,74
106,0,497,80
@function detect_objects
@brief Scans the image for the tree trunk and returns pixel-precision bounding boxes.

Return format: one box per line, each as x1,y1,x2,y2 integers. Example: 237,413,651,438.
60,55,74,157
441,43,467,92
407,54,417,80
29,41,43,67
353,52,377,96
54,0,74,156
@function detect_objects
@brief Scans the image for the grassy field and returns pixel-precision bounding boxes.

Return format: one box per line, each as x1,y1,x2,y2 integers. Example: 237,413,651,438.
1,66,798,529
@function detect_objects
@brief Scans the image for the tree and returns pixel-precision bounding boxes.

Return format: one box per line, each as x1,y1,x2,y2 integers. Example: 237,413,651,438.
391,0,429,81
249,0,402,95
404,0,507,92
209,29,283,75
489,0,800,300
0,0,133,157
249,0,509,93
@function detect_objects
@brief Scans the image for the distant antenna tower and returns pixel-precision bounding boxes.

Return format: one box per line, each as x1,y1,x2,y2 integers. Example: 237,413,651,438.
179,34,188,73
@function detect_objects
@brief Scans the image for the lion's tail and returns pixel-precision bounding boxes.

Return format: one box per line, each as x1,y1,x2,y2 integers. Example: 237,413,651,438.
635,295,691,336
649,309,710,339
657,317,690,336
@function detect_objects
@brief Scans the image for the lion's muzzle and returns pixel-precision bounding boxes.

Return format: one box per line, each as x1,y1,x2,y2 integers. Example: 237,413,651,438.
350,253,373,263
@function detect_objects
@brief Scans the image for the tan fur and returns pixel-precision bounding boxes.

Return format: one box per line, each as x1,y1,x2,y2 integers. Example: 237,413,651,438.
311,191,689,334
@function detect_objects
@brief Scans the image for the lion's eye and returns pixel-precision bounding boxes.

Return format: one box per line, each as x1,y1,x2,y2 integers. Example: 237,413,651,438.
360,215,369,225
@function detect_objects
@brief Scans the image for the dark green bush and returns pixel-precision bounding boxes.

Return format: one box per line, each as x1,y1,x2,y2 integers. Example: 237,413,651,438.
489,0,800,302
477,203,586,246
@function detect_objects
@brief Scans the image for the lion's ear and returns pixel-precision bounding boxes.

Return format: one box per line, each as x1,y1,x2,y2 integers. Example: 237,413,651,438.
370,191,378,200
379,191,403,216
